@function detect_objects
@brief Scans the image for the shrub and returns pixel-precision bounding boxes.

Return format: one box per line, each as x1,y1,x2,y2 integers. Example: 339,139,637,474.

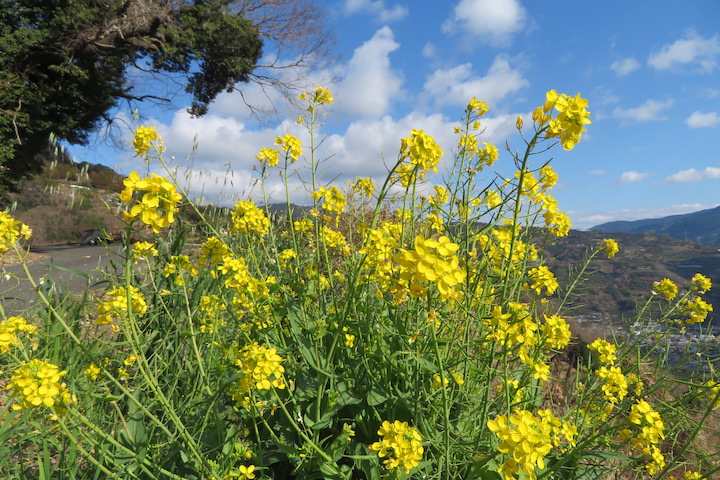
1,91,718,480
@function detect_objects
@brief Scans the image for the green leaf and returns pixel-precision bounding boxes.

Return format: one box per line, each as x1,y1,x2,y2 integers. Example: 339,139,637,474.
367,384,389,406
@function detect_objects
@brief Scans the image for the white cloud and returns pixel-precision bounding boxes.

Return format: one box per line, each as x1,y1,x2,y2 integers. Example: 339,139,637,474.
422,41,436,58
665,167,720,183
443,0,527,46
423,56,528,108
571,203,715,230
344,0,408,22
617,171,649,185
612,99,673,123
610,57,640,76
686,111,720,128
334,26,403,118
589,169,605,176
145,104,522,206
648,32,720,73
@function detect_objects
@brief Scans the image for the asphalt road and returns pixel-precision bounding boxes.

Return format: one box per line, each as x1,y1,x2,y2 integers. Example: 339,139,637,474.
0,244,126,315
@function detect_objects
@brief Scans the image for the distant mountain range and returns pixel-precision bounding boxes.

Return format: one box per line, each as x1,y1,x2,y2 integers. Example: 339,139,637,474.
591,206,720,247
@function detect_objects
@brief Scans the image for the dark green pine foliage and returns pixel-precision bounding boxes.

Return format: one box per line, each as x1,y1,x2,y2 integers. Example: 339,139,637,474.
0,0,263,194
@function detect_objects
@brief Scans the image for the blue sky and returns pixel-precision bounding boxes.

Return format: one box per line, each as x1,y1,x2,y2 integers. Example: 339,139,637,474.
72,0,720,230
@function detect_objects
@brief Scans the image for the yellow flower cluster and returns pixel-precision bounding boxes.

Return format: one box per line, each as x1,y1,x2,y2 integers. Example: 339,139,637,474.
312,186,347,216
275,133,302,164
278,248,297,268
0,316,37,353
483,303,552,381
229,342,285,407
677,295,713,325
217,254,272,326
321,226,350,255
397,129,443,187
588,338,617,365
229,201,270,236
358,222,402,293
350,177,375,199
199,236,230,266
701,380,720,408
197,294,227,333
7,359,75,411
120,172,183,233
540,315,571,350
525,265,559,295
96,285,148,333
224,464,256,480
133,126,165,156
369,420,424,474
299,86,334,108
163,254,199,286
256,147,280,168
84,362,101,381
691,273,712,293
596,365,628,404
431,371,464,389
468,97,490,117
477,224,539,273
394,235,466,301
478,142,500,168
132,241,158,262
537,90,592,151
0,210,32,254
602,238,620,258
488,409,574,480
653,278,678,301
627,399,666,475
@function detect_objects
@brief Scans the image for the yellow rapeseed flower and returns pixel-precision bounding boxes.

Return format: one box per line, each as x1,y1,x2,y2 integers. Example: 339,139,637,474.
132,241,158,262
0,210,32,254
120,172,183,233
602,239,619,258
275,133,303,163
256,147,280,167
652,278,678,301
543,91,591,151
84,363,101,381
133,126,165,156
96,285,148,333
0,316,36,354
370,420,424,474
7,359,75,411
691,273,712,293
488,409,556,479
312,186,347,216
588,338,617,365
229,201,270,236
229,342,286,407
397,129,443,187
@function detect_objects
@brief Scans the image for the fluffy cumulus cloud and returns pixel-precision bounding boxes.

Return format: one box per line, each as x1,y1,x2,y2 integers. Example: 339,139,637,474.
686,111,720,128
665,167,720,183
343,0,408,23
443,0,527,46
612,99,673,123
143,103,522,205
423,56,528,108
648,32,720,73
617,171,649,185
610,57,640,76
333,26,403,118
